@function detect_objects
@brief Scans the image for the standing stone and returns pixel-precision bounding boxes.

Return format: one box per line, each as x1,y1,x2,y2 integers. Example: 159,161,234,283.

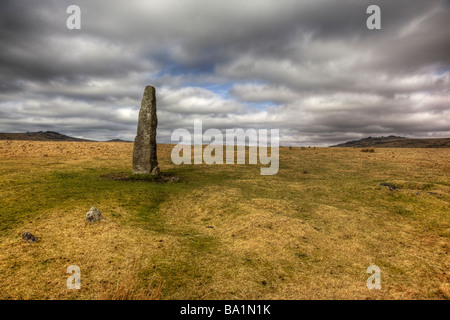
132,86,159,175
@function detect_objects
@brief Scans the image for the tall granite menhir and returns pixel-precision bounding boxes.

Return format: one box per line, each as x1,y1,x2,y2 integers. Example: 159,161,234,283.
132,86,160,175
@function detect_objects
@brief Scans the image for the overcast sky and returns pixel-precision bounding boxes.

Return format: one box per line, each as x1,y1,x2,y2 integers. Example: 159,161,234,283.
0,0,449,146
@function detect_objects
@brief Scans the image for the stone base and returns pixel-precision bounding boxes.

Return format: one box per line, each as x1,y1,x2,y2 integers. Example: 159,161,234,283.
132,166,160,176
151,166,160,176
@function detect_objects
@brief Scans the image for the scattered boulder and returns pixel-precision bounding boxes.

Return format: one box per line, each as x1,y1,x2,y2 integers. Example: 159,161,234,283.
85,206,103,223
22,231,38,243
170,176,180,182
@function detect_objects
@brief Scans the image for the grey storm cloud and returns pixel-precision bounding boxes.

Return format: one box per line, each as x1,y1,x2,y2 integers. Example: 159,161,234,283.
0,0,449,145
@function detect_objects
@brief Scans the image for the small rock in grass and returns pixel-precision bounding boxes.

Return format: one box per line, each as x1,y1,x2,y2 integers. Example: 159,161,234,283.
22,231,38,243
151,166,160,176
85,206,103,223
380,183,398,191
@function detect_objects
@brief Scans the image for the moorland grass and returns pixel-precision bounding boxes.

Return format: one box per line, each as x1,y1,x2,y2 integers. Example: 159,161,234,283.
0,141,449,299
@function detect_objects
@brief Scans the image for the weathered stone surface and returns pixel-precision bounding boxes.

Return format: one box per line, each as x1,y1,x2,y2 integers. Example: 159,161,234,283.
22,231,38,243
151,166,160,176
85,206,103,222
133,86,159,175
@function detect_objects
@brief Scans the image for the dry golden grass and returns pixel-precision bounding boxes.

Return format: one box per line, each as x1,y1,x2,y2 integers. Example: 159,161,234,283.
0,141,449,299
0,206,167,299
97,270,164,300
440,283,450,299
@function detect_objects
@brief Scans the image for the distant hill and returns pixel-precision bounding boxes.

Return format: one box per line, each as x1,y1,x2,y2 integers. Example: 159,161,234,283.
105,139,132,143
0,131,94,142
331,136,450,148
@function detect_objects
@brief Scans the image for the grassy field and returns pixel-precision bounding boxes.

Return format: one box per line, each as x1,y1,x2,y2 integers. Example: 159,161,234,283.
0,140,449,300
